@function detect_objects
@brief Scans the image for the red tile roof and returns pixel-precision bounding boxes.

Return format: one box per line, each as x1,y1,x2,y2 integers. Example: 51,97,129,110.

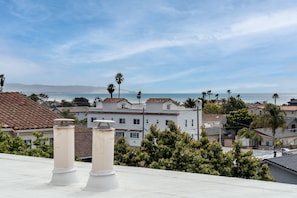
281,106,297,111
146,98,180,106
103,98,130,103
146,98,172,103
0,92,62,130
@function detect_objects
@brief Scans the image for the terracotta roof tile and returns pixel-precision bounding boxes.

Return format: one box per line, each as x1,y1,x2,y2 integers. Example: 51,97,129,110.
146,98,180,106
103,98,130,103
146,98,172,103
281,106,297,111
0,92,62,130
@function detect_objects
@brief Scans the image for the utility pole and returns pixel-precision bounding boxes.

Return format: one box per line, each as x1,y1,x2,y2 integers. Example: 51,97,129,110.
142,107,145,140
196,100,202,140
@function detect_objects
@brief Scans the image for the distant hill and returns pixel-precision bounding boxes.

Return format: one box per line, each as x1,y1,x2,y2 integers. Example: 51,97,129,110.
5,83,133,94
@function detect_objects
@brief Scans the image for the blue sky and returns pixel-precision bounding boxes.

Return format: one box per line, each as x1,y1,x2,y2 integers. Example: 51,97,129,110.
1,0,297,93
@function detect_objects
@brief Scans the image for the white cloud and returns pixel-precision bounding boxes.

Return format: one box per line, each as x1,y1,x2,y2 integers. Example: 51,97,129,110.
218,9,297,39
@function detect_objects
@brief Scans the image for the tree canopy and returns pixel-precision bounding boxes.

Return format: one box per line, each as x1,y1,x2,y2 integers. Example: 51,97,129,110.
114,122,274,181
0,130,53,158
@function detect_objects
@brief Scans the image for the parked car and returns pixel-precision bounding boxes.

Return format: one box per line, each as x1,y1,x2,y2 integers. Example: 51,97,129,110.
281,148,292,156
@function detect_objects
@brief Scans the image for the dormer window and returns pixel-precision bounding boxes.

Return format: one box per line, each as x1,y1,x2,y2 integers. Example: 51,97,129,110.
167,104,171,110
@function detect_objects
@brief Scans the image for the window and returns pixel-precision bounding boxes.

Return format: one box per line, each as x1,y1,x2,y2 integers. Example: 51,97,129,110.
292,124,296,132
191,119,194,127
146,119,149,124
49,138,54,145
91,117,97,122
24,139,32,149
119,118,125,124
185,120,187,127
130,132,139,138
133,119,140,124
167,104,171,110
116,132,125,137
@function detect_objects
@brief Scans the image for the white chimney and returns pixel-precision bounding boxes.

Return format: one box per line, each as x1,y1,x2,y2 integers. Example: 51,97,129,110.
85,120,119,191
50,118,78,186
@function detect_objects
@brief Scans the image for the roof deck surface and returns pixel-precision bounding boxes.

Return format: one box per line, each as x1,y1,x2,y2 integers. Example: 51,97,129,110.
0,153,296,198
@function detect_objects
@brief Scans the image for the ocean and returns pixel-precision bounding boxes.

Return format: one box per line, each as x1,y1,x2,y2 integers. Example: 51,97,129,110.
47,92,297,106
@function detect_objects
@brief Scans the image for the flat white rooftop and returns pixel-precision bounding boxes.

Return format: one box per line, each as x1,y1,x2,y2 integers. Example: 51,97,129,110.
1,153,297,198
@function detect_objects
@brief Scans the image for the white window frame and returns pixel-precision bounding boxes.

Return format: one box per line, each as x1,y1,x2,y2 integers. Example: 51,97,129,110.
130,132,139,139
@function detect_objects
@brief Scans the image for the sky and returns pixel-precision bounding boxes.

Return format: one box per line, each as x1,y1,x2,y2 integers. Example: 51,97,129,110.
1,0,297,94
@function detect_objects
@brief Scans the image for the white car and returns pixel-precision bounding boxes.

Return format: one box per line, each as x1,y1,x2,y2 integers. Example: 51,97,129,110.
281,148,291,156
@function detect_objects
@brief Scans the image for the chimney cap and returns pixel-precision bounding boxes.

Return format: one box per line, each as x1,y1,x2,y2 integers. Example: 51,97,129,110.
93,120,115,130
54,118,75,126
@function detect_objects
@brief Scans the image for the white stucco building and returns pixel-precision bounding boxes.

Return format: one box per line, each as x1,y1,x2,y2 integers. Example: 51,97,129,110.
88,98,202,147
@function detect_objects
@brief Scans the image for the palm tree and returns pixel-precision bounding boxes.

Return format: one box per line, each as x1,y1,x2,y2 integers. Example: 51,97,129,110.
272,93,279,105
227,89,231,100
207,90,212,100
115,73,124,98
107,83,115,98
237,127,262,149
215,93,219,102
183,98,196,108
0,74,5,92
236,94,241,100
254,103,286,149
201,91,206,100
136,91,141,104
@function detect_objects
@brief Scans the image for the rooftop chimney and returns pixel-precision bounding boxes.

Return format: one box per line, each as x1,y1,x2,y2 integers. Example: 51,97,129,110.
85,120,119,191
50,118,78,185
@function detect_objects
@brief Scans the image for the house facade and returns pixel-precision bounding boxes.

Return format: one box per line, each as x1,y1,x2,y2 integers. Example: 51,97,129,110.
88,98,202,147
202,113,226,144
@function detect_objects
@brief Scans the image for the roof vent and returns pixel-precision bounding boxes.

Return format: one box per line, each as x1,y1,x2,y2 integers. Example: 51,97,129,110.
85,120,119,191
50,118,78,186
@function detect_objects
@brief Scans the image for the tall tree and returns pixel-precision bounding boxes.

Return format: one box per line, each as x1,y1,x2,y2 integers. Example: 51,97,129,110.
136,91,141,104
227,89,231,99
272,93,279,105
183,98,196,108
253,103,286,149
115,73,124,98
0,74,5,92
107,83,115,98
207,90,212,100
215,93,219,102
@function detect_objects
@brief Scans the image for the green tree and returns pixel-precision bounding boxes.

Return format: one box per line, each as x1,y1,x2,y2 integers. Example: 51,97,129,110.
72,97,90,106
59,99,74,107
183,98,196,108
228,141,274,181
272,93,279,105
225,109,254,134
227,89,231,99
60,109,77,122
207,90,212,100
115,73,124,98
252,103,286,148
28,93,40,102
237,127,262,148
222,96,247,113
203,102,223,114
0,74,5,92
107,83,115,98
136,91,141,104
0,129,53,158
